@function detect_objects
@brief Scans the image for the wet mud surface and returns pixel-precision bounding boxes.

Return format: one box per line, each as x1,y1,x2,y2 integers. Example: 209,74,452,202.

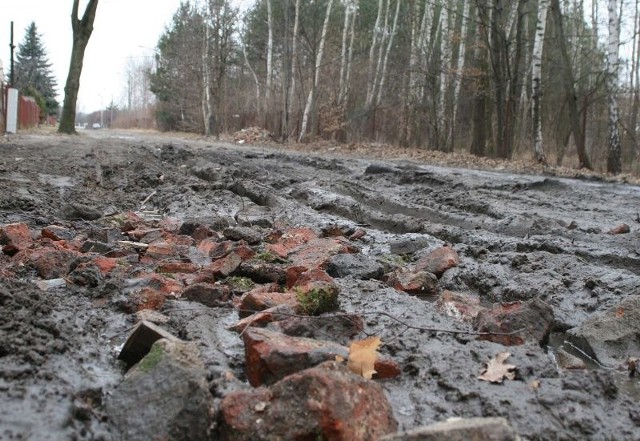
1,130,639,440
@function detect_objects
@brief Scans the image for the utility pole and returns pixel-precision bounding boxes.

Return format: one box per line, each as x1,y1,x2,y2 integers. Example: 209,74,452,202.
9,21,15,86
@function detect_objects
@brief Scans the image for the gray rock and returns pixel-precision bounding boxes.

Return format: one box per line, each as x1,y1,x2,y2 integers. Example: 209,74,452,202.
182,282,230,307
326,253,384,280
223,226,262,245
390,236,438,255
107,339,216,441
566,296,640,367
364,164,399,174
59,202,103,220
380,417,520,441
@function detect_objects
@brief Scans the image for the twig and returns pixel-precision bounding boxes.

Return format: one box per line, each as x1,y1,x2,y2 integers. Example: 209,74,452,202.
140,190,157,208
162,306,526,337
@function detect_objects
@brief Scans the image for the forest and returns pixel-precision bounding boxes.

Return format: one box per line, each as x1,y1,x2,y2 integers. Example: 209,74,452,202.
133,0,640,175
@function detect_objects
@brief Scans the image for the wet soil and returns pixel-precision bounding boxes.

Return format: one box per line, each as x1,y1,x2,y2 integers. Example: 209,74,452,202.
1,130,639,440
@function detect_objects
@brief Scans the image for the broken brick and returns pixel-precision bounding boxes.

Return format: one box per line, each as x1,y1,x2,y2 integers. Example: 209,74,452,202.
41,225,75,242
210,252,242,277
219,361,398,441
385,269,438,297
415,245,460,278
474,298,554,346
0,223,34,255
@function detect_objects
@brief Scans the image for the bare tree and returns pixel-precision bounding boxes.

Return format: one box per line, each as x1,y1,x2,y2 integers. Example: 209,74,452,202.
551,0,592,169
606,0,622,174
299,0,334,141
532,0,550,164
58,0,99,134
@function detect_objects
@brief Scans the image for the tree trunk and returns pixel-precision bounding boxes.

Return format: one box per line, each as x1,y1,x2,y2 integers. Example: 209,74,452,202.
288,0,300,137
471,1,489,157
281,0,290,141
532,0,550,164
202,23,213,137
299,0,334,142
265,0,273,126
436,1,450,150
339,2,351,105
606,0,622,174
449,0,470,151
375,0,401,106
58,0,99,134
366,0,384,109
551,0,592,169
503,0,527,159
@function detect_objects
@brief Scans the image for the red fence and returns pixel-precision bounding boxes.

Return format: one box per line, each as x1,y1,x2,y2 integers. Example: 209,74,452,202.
19,95,40,129
1,86,41,132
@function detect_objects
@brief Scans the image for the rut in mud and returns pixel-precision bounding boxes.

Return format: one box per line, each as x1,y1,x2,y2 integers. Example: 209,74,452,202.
1,131,639,440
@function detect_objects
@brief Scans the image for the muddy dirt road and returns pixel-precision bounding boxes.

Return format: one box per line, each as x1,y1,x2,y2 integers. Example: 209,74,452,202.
1,130,639,440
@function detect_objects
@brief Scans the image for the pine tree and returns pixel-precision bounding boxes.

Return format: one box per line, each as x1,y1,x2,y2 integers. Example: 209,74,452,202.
15,22,59,115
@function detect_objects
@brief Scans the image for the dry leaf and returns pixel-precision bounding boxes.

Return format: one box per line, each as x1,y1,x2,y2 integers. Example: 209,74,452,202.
347,336,381,379
529,379,541,391
478,352,516,383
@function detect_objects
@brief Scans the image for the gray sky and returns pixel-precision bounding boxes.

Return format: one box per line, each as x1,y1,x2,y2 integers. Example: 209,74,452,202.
0,0,251,113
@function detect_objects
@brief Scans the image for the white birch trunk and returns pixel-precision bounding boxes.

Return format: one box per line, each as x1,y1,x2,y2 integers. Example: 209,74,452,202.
366,0,384,108
375,0,401,106
437,1,450,139
344,1,357,104
265,0,274,117
607,0,622,173
299,0,334,142
339,2,351,104
202,21,212,137
450,0,470,146
532,0,550,163
289,0,300,124
242,41,260,112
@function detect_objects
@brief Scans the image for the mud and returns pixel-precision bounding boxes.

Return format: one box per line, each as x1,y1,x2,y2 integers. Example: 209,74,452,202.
1,130,639,440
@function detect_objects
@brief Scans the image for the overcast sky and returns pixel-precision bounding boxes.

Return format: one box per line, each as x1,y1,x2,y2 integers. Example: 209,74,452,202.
0,0,251,113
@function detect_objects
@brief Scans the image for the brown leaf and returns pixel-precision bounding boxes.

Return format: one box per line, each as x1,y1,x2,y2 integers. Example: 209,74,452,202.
478,352,516,383
529,379,541,391
347,336,381,379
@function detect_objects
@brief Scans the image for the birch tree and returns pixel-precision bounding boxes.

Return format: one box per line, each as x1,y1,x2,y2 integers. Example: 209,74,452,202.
299,0,334,141
449,0,470,150
265,0,274,123
532,0,550,164
606,0,622,174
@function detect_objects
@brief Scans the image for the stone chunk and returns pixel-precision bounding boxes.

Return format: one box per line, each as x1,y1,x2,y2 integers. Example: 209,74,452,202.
386,269,438,297
209,252,242,277
108,339,215,441
414,245,460,278
0,222,33,255
474,298,554,346
436,290,484,323
118,320,180,368
243,327,347,386
41,225,75,242
566,296,640,367
326,253,384,280
242,327,400,386
181,282,230,307
223,226,262,245
219,361,398,441
379,417,518,441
